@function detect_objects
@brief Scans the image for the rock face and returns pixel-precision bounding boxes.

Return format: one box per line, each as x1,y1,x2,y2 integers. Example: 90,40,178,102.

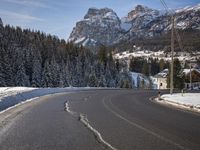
120,5,163,40
120,4,200,40
68,8,122,47
68,4,200,48
175,4,200,30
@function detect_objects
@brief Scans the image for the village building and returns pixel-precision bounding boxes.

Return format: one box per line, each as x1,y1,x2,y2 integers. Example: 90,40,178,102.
183,69,200,89
152,69,168,89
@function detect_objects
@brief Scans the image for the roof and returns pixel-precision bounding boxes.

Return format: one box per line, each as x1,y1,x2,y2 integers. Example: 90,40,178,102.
183,69,200,75
154,69,169,78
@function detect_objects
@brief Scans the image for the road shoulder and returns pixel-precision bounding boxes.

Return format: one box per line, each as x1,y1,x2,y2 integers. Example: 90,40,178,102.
0,93,67,139
151,95,200,116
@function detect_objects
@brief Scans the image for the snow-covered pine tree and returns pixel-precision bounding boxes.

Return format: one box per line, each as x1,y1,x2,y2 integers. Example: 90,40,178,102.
50,55,60,87
88,73,97,87
42,60,52,87
59,60,69,87
0,24,127,88
15,63,30,86
31,51,42,87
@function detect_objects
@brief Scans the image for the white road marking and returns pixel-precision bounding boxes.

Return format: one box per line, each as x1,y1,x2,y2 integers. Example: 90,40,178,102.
102,98,187,150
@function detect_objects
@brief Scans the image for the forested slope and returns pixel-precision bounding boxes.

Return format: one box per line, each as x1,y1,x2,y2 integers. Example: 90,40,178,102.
0,24,129,87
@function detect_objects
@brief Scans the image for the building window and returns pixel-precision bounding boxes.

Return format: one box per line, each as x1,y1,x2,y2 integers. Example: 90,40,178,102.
160,83,162,86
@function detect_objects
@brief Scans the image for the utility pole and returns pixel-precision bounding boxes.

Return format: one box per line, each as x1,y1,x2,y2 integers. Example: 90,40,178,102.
190,60,192,90
170,15,175,95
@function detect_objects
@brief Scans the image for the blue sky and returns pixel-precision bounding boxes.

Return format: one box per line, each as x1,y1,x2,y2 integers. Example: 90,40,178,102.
0,0,200,40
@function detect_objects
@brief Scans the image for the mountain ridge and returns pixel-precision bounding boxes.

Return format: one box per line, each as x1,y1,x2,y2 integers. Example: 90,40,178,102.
68,4,200,51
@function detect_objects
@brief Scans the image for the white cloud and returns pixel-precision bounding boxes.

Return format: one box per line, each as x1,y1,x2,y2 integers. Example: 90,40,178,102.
2,0,52,9
0,9,45,22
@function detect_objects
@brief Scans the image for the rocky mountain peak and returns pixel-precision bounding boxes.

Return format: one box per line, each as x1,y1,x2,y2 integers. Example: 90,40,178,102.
84,7,100,19
127,5,159,21
135,5,150,12
84,7,117,20
68,7,122,47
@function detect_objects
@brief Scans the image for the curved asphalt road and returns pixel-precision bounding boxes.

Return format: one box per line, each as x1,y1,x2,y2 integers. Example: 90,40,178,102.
0,89,200,150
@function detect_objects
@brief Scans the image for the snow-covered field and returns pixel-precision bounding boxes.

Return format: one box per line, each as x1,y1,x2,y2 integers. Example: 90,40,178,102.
161,93,200,111
114,50,164,60
0,87,95,113
114,50,200,61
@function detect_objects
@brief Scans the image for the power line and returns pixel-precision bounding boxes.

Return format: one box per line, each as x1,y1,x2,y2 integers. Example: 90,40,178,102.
160,0,184,53
160,0,187,94
160,0,168,12
175,26,184,52
160,0,173,14
160,0,175,94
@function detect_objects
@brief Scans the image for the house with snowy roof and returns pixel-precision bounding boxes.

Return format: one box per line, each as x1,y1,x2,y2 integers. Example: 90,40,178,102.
183,69,200,89
152,69,168,89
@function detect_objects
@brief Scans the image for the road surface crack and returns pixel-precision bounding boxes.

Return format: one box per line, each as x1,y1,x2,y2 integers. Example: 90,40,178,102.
64,100,117,150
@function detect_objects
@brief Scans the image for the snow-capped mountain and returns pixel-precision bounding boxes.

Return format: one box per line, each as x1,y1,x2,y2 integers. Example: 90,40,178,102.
176,4,200,13
121,4,200,40
68,7,122,47
120,5,165,40
68,4,200,48
121,5,161,30
175,4,200,30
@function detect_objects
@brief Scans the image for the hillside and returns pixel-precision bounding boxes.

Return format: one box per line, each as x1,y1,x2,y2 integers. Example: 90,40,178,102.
114,29,200,52
0,20,130,88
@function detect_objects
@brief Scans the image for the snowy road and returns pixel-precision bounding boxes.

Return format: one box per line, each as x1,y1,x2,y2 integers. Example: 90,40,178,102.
0,89,200,150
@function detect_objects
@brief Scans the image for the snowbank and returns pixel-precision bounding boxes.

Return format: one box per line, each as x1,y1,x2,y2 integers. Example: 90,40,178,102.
0,87,37,102
161,93,200,110
0,87,99,112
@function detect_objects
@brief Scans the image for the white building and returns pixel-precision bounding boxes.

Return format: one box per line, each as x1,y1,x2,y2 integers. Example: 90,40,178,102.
152,69,168,89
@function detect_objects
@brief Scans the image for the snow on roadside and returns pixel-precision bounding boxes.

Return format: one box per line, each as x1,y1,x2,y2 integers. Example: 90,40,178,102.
0,87,36,92
0,87,80,112
161,93,200,110
0,87,37,102
0,97,39,114
0,87,113,113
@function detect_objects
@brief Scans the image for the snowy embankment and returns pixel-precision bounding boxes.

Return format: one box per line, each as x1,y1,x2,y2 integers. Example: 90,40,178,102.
0,87,89,113
160,93,200,112
129,72,150,88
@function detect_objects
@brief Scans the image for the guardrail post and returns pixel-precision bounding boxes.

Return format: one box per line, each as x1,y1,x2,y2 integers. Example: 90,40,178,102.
181,89,184,96
158,91,161,100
